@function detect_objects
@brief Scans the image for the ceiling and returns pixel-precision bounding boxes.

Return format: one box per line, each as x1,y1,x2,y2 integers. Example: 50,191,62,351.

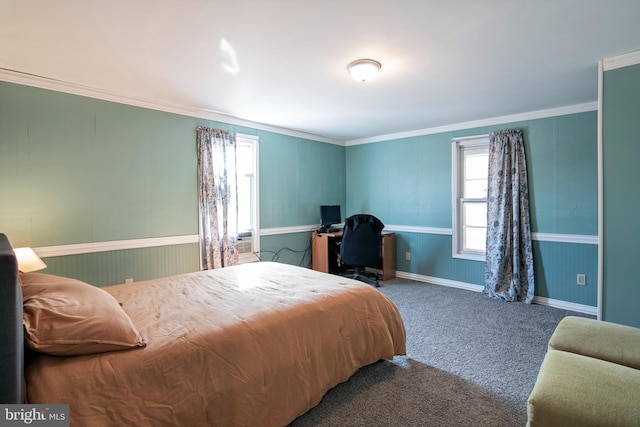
2,1,640,142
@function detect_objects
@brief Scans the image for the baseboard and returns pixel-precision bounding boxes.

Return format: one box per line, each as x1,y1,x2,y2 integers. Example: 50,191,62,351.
394,271,597,315
532,296,597,316
395,271,483,293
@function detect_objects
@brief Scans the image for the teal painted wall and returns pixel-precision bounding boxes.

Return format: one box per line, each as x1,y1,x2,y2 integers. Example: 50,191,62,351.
347,112,597,233
347,111,598,306
394,232,485,283
260,233,312,267
0,79,602,309
533,241,598,306
41,243,200,287
259,132,345,228
0,81,344,284
347,135,451,227
0,82,197,247
602,63,640,327
392,234,596,306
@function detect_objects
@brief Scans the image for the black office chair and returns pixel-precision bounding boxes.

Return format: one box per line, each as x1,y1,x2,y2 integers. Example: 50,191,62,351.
339,214,384,287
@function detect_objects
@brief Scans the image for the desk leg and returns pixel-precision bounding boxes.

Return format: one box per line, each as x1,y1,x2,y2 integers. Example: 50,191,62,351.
311,233,330,273
381,233,396,281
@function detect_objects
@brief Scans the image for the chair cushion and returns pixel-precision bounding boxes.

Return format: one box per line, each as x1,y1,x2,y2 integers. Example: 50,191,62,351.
527,349,640,427
549,316,640,370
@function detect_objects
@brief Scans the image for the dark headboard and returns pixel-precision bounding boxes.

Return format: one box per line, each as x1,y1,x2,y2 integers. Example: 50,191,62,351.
0,233,24,403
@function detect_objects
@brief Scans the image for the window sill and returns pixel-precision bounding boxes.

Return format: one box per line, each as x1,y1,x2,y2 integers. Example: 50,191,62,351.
238,253,260,264
453,252,485,262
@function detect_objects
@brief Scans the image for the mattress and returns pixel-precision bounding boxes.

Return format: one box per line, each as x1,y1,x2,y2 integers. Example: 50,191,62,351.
25,262,406,426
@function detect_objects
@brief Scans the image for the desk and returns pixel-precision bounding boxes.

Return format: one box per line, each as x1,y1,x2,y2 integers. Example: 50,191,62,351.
311,231,396,281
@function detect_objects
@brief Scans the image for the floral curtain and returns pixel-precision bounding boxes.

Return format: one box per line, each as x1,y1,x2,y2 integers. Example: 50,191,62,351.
483,129,535,303
196,127,239,269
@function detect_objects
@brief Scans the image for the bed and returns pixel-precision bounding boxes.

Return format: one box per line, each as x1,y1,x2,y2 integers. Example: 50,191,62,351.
0,233,406,426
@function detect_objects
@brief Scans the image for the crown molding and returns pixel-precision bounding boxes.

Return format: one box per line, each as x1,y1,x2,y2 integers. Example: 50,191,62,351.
0,68,344,146
346,102,598,146
1,67,603,148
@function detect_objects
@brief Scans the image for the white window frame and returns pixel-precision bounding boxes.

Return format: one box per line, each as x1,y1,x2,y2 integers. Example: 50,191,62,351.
451,134,489,262
236,133,260,263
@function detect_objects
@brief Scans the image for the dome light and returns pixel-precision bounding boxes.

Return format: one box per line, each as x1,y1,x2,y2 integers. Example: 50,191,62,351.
347,59,382,83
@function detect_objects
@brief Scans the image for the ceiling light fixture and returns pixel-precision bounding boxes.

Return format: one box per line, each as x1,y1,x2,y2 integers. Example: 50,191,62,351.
348,59,381,83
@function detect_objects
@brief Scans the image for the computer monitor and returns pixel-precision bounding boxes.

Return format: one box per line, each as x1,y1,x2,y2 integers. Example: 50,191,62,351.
320,205,341,231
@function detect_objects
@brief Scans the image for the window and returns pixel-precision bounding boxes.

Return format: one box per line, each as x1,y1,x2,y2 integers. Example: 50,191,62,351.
236,134,259,262
452,135,489,261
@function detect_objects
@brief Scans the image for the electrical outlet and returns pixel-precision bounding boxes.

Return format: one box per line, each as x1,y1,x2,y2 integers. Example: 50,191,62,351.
405,252,411,261
577,274,586,286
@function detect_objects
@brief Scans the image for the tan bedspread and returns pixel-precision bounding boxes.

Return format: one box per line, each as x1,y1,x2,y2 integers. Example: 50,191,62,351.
26,262,406,426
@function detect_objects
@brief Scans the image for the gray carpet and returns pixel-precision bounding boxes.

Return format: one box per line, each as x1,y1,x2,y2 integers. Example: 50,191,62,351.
290,278,593,426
